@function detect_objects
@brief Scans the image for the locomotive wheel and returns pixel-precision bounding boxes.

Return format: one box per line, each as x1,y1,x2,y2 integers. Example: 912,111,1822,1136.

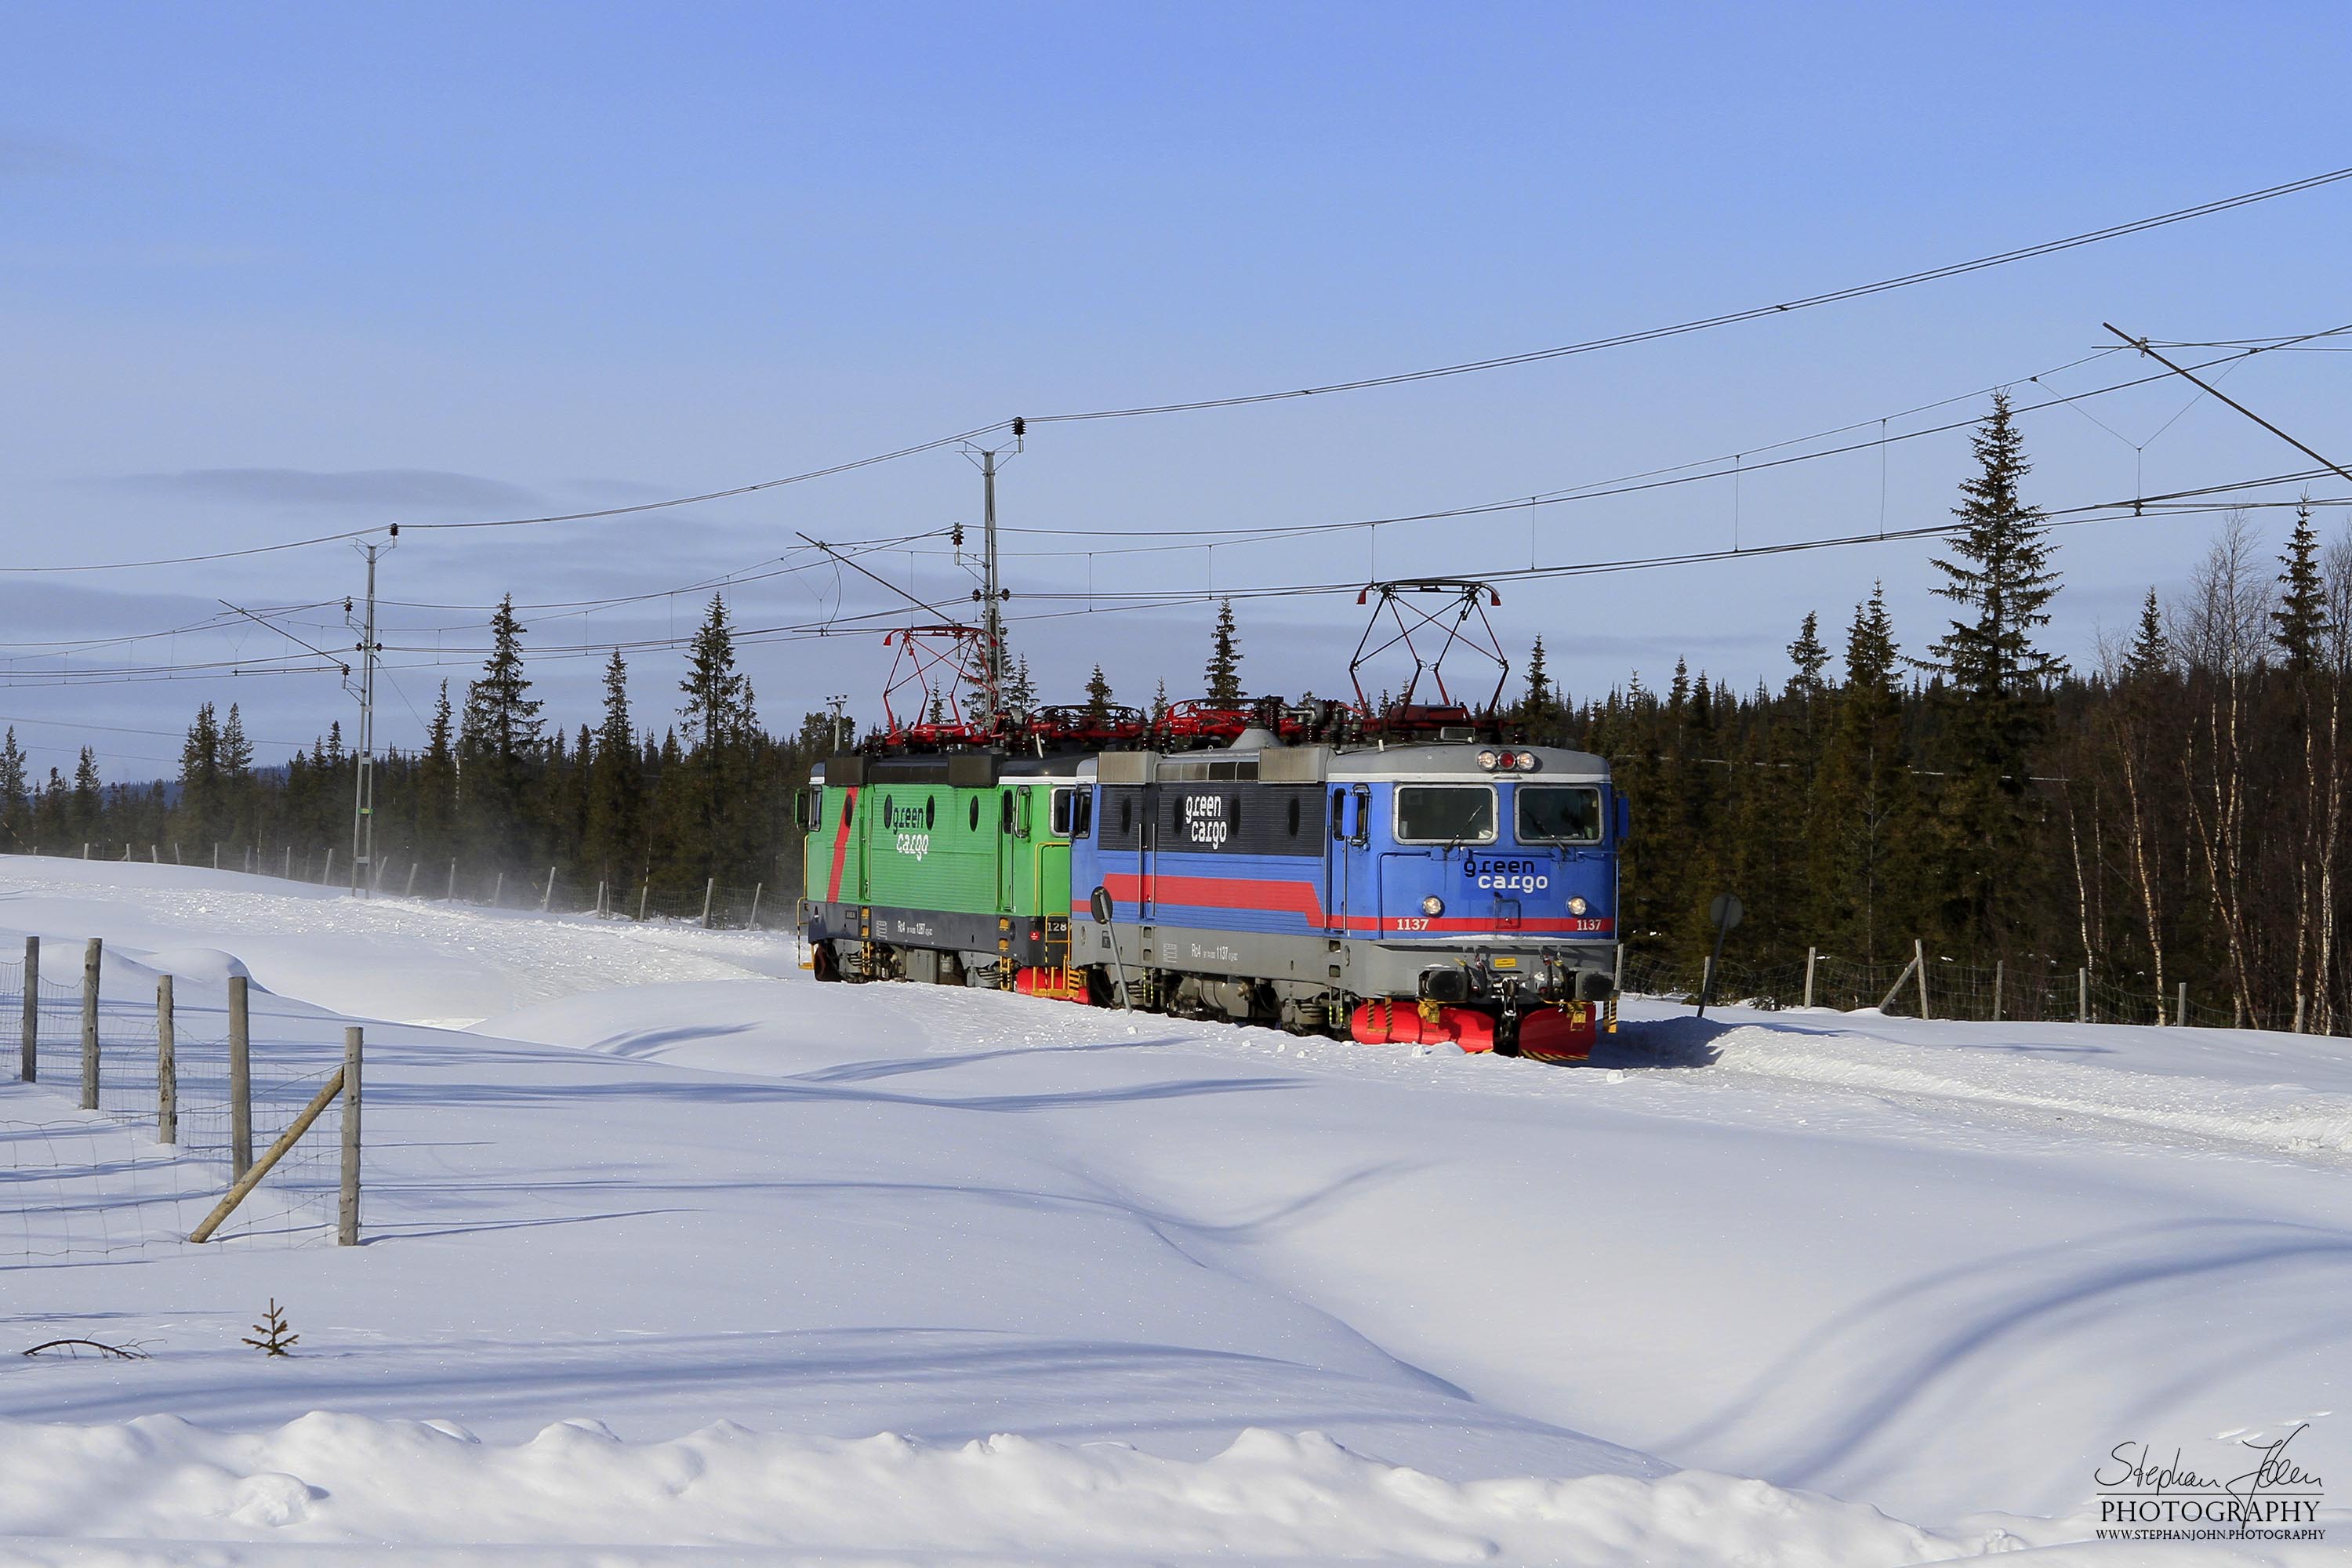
811,941,842,983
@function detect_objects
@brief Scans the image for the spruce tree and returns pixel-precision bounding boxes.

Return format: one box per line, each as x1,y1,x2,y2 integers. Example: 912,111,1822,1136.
677,596,762,876
2124,589,2171,683
1785,612,1829,702
1921,392,2063,949
0,728,27,846
585,649,642,877
460,595,544,864
219,704,253,844
415,681,458,863
71,748,101,840
680,596,752,752
1808,586,1916,960
1521,637,1561,736
2274,501,2327,672
1084,664,1114,721
1204,599,1243,703
178,703,222,844
1924,391,2067,709
463,597,543,762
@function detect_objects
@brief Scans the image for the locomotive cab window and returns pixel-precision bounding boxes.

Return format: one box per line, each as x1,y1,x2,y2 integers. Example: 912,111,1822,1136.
1515,785,1603,844
1051,786,1091,838
1395,785,1496,844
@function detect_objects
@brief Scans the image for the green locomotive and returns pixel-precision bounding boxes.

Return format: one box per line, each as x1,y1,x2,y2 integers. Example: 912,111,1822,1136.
799,750,1089,993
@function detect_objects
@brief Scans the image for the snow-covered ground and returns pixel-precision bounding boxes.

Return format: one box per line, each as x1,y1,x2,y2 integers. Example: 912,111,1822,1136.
1,855,2345,1564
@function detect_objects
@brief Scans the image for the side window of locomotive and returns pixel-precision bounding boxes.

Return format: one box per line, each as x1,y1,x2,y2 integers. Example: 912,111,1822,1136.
1073,789,1093,838
1330,788,1346,841
796,787,815,830
969,795,981,832
1394,785,1497,844
1515,785,1602,843
1287,796,1301,839
1349,785,1370,846
840,789,855,828
1000,789,1015,833
925,794,937,830
1051,787,1073,837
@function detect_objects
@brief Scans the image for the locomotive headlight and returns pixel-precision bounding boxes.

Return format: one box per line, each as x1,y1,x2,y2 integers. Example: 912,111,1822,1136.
1476,749,1501,770
1567,896,1588,916
1421,895,1445,916
1515,750,1539,771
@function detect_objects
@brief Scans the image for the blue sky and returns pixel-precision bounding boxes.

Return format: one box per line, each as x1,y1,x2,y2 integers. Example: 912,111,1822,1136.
5,3,2352,779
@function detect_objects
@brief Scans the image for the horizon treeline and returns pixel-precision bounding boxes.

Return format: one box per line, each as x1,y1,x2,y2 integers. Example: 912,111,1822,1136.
2,395,2350,1032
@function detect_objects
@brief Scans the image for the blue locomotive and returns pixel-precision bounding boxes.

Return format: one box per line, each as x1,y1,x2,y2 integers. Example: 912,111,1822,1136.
1066,730,1620,1058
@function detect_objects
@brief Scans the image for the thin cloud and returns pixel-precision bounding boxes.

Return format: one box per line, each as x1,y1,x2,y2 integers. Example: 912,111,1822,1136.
0,136,97,177
107,468,546,516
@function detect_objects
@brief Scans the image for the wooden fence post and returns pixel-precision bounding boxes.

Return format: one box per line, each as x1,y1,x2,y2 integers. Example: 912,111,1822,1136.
638,881,650,921
1802,946,1817,1009
1914,938,1931,1020
339,1025,362,1246
1877,949,1920,1014
2178,981,2188,1027
541,866,557,913
156,975,176,1145
79,938,101,1111
405,862,419,898
191,1066,345,1244
228,975,252,1179
748,883,763,929
1993,959,2004,1022
702,877,716,927
2078,967,2090,1023
20,935,37,1083
322,847,335,886
448,858,457,899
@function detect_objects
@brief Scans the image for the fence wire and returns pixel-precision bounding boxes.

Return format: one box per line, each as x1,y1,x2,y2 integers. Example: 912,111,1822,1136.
1621,947,2244,1028
25,842,792,933
0,957,339,1261
0,1106,216,1265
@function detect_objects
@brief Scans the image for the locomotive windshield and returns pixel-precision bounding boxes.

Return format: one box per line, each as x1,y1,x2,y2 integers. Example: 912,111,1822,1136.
1395,785,1495,844
1516,785,1603,844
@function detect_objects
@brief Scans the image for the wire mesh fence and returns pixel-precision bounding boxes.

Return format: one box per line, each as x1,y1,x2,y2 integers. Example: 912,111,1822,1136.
0,1105,216,1264
16,840,799,935
1,950,342,1262
29,840,793,933
1620,945,2245,1029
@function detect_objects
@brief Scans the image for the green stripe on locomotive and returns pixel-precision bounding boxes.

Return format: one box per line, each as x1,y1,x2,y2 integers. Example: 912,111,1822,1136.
804,773,1073,927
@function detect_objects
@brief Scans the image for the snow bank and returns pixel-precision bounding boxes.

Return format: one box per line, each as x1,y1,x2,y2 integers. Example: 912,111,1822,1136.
0,1413,1991,1565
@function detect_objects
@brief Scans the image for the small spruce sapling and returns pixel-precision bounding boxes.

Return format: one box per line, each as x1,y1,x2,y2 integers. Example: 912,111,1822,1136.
243,1298,299,1357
